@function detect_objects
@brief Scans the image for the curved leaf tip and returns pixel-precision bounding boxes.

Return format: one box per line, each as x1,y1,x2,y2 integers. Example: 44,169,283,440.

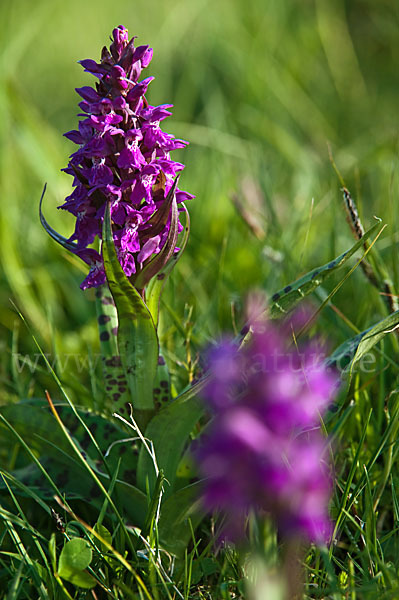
39,184,80,254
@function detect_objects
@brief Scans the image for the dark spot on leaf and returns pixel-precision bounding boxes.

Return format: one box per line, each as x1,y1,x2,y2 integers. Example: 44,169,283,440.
56,470,69,488
98,315,111,325
103,424,114,439
95,289,102,298
118,387,127,394
109,379,117,385
105,357,122,367
162,396,169,403
117,374,125,379
160,380,168,389
153,388,161,396
240,324,250,336
81,432,91,450
123,469,136,483
158,355,166,366
271,293,280,302
89,423,98,434
68,420,79,433
100,331,110,342
311,271,320,279
157,273,166,280
113,393,121,402
328,261,336,269
90,484,102,499
112,327,118,336
284,286,292,294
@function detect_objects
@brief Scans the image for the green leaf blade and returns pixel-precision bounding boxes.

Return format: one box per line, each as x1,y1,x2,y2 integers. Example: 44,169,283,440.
102,203,159,422
269,218,383,318
146,203,190,325
137,392,204,495
325,311,399,378
350,310,399,375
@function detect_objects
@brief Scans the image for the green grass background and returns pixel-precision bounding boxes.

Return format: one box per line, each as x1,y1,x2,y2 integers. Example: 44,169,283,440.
1,2,399,597
0,0,398,394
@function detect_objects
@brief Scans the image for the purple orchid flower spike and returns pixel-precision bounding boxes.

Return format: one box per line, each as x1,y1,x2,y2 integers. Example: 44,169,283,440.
196,311,339,545
41,26,193,291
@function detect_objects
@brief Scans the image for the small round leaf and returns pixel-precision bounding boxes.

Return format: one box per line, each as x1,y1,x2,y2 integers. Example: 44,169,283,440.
58,538,92,573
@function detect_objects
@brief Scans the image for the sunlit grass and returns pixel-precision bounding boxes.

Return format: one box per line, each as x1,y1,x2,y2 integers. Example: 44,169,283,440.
1,0,399,597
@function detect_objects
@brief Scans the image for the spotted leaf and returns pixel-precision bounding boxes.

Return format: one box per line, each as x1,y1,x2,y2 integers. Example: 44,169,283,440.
269,218,383,318
102,202,159,428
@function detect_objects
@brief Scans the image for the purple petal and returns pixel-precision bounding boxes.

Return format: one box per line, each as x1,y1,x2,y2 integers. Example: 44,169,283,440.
79,59,107,77
76,86,100,102
64,130,83,144
137,235,161,262
126,76,155,103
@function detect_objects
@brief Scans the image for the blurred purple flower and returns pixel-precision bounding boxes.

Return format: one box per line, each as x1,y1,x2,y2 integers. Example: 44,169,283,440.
196,315,338,544
60,25,193,289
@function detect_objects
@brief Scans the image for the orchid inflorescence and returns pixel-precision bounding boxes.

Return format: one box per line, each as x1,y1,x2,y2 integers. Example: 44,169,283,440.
50,24,337,551
60,25,193,289
196,311,338,544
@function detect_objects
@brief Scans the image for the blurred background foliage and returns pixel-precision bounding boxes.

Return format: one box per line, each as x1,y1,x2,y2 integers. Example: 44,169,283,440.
0,0,398,401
